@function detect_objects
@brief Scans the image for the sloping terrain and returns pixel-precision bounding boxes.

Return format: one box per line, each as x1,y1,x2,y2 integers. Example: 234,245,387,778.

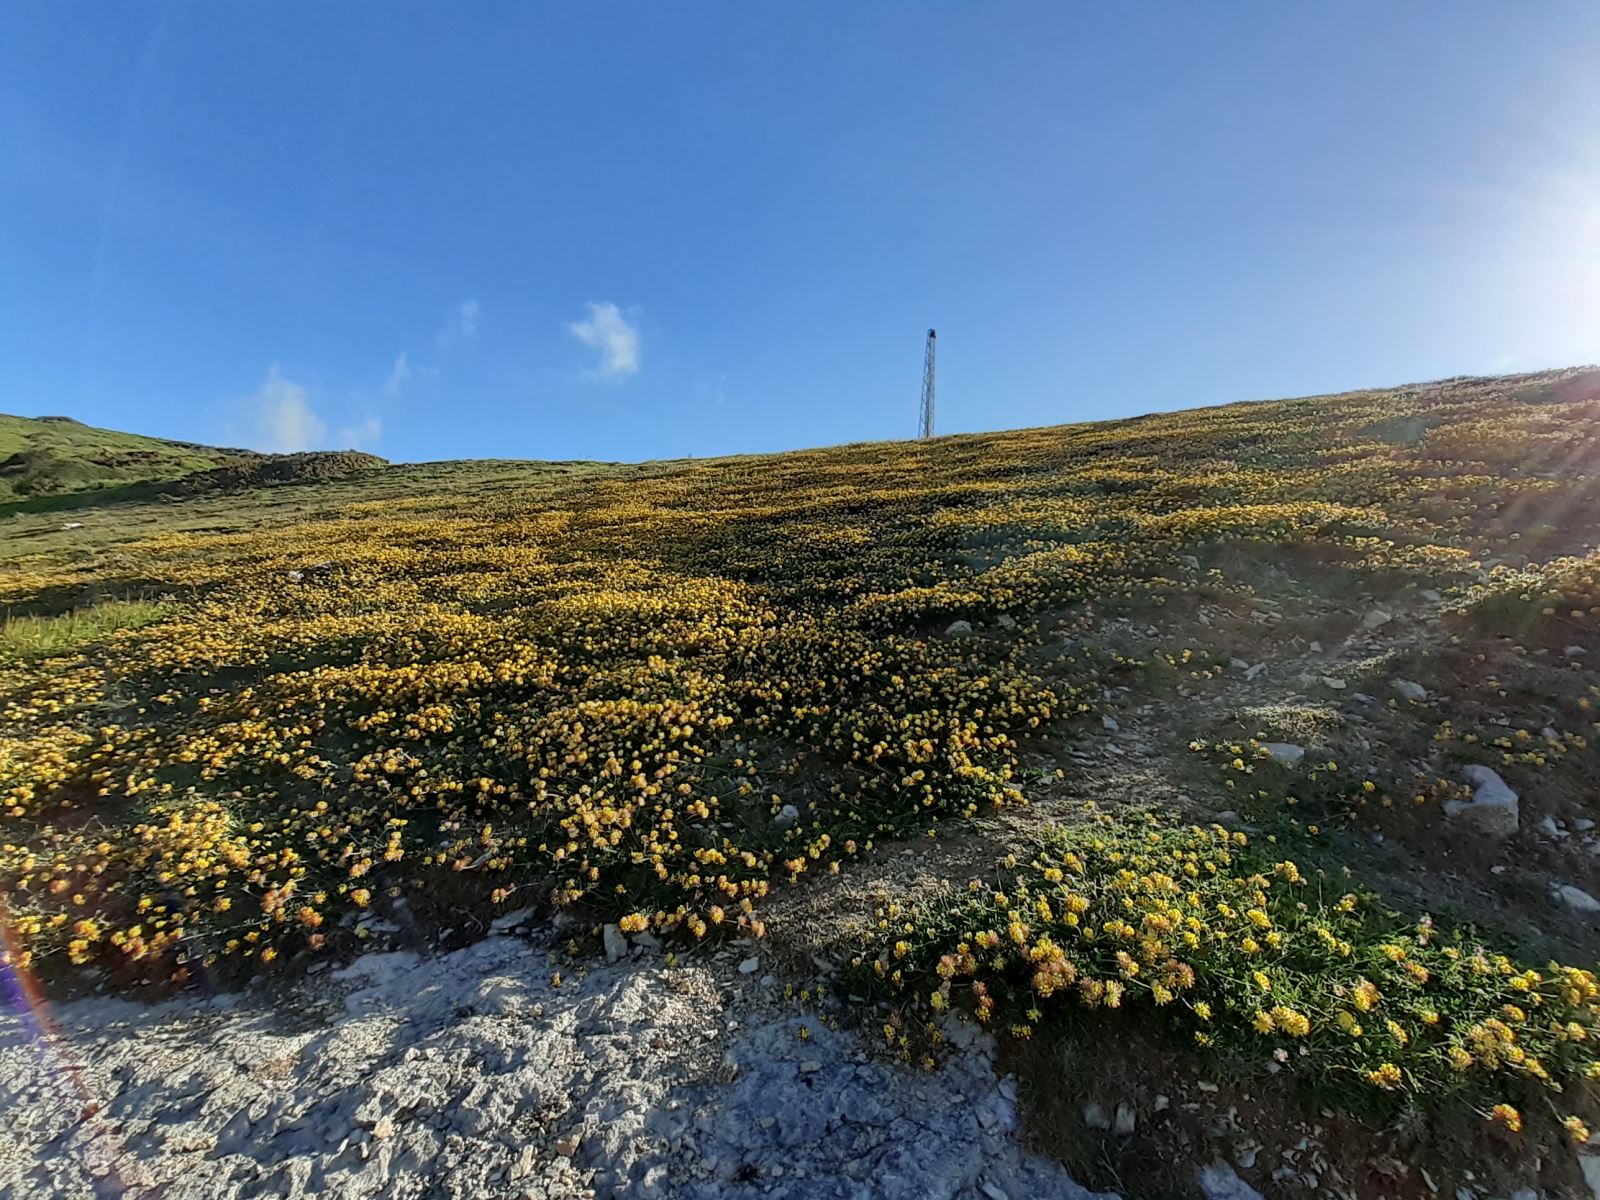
4,366,1600,1198
0,413,250,501
0,413,398,514
1,933,1107,1200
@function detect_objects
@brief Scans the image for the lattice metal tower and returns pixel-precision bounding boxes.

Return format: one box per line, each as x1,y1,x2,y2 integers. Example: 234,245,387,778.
918,328,937,439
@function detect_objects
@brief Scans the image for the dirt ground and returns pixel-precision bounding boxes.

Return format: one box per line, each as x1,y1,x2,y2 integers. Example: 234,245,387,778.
760,561,1600,1198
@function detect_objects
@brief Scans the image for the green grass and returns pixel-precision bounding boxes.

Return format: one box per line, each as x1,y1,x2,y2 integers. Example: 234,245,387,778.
0,599,174,661
0,413,252,502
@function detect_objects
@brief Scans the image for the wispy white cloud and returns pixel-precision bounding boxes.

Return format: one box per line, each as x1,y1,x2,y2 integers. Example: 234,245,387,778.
239,365,381,454
383,352,413,397
567,301,641,379
436,298,480,348
248,366,327,453
334,416,383,449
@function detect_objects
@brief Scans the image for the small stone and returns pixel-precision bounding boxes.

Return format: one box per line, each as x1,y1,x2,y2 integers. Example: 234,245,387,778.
1320,676,1346,690
1392,679,1427,702
1361,608,1393,630
1230,658,1251,670
1082,1102,1111,1131
799,1060,822,1074
1578,1153,1600,1200
371,1116,395,1140
945,620,974,638
1555,885,1600,914
553,1134,581,1158
1537,815,1563,838
1101,714,1120,732
738,956,761,974
510,1145,538,1180
490,906,534,932
602,923,629,963
1152,1094,1169,1112
1566,645,1587,657
1260,743,1305,767
980,1183,1012,1200
1576,818,1596,833
1445,765,1519,839
1198,1161,1264,1200
772,804,800,830
1113,1102,1137,1135
1308,640,1323,653
995,614,1017,630
1421,589,1443,602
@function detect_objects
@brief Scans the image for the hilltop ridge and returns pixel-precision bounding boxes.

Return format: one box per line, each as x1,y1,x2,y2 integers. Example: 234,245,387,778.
9,363,1600,503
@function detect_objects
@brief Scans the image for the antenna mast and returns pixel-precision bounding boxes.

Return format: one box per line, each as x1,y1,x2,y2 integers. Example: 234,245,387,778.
918,328,937,439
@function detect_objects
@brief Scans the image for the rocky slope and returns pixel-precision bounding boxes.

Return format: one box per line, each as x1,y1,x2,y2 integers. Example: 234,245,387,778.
1,930,1111,1200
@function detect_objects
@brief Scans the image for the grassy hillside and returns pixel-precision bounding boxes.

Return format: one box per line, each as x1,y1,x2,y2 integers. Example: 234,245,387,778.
4,366,1600,1194
0,413,400,515
0,413,251,501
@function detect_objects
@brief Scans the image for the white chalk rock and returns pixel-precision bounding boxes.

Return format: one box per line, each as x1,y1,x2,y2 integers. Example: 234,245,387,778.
1259,743,1305,767
1555,885,1600,914
1443,765,1519,839
602,923,629,963
1198,1161,1264,1200
1392,679,1427,702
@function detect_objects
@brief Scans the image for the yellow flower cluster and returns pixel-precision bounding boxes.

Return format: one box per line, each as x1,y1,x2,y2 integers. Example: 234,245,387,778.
857,810,1600,1108
3,366,1598,992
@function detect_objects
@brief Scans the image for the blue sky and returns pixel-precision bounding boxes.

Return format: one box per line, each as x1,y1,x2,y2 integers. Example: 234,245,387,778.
3,4,1598,464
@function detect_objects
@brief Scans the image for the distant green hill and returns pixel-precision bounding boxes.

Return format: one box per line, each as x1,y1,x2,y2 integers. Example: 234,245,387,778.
0,414,253,500
0,414,387,507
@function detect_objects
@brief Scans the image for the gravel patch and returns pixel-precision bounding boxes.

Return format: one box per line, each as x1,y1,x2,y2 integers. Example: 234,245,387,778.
1,938,1109,1199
